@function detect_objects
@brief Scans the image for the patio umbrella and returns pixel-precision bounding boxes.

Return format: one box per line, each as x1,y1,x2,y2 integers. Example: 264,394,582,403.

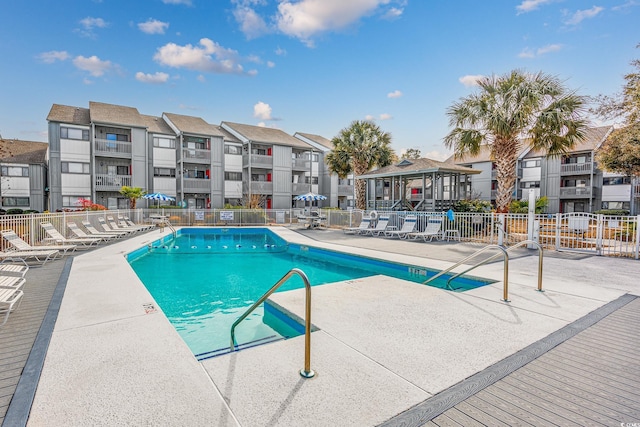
294,192,327,202
143,192,175,207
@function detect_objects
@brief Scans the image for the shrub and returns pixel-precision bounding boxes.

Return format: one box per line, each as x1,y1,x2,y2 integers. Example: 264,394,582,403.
6,208,24,215
452,199,492,213
593,209,630,216
509,196,548,214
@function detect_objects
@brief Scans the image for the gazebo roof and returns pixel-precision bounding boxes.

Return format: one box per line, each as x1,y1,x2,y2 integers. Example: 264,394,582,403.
357,157,480,179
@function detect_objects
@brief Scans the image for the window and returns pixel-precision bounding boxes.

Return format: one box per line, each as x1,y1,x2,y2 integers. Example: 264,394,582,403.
1,166,29,177
2,197,29,207
153,137,175,148
185,170,205,179
225,144,242,155
106,133,129,142
62,196,89,208
602,201,630,210
224,172,242,181
520,181,540,189
60,127,89,141
603,177,631,185
523,159,541,168
116,166,129,175
61,162,90,174
154,168,176,177
304,176,319,184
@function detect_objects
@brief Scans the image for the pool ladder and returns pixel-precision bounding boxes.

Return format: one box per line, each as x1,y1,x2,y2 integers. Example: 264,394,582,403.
230,268,315,378
423,240,544,302
160,219,177,238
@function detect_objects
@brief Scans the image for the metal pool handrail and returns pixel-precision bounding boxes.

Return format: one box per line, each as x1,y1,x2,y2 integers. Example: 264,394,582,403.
230,268,315,379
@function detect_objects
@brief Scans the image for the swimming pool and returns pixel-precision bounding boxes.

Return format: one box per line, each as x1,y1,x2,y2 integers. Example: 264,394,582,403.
128,228,492,359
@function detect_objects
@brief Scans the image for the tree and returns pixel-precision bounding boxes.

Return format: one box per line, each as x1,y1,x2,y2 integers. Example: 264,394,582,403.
596,124,640,177
444,70,587,213
401,148,421,160
325,120,394,210
119,186,146,209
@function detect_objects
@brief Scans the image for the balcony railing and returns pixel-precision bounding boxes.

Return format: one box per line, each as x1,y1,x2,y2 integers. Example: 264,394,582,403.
338,185,354,196
559,186,593,198
292,183,310,194
95,174,131,191
250,181,273,194
181,148,211,163
244,154,273,168
182,178,211,192
561,162,593,175
292,158,310,170
94,138,132,157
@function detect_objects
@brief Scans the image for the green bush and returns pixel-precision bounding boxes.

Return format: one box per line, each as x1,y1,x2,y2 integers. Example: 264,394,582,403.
452,199,492,213
23,209,39,214
593,209,630,216
509,196,548,214
6,208,24,215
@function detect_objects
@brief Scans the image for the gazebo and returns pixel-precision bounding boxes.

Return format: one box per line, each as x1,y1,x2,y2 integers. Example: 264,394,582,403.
357,158,480,211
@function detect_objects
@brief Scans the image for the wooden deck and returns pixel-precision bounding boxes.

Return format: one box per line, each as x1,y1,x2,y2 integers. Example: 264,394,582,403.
382,294,640,427
0,259,67,426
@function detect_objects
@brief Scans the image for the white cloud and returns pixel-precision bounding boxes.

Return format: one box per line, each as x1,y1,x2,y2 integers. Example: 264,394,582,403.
72,55,112,77
83,78,94,85
518,48,535,58
459,75,484,87
612,1,639,11
247,69,258,76
516,0,554,14
135,71,170,83
564,6,604,25
387,90,402,98
365,113,392,121
275,46,287,56
379,113,392,120
364,114,375,121
138,19,169,34
382,7,403,20
197,74,206,82
80,17,108,30
422,150,451,162
162,0,192,5
233,4,270,39
253,101,272,120
38,50,70,63
267,61,275,68
153,38,245,74
518,44,562,58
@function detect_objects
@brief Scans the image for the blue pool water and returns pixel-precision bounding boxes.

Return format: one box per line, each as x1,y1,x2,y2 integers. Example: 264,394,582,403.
128,228,491,358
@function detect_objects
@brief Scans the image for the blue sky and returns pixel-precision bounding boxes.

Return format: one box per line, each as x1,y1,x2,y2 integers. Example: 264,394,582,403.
0,0,638,159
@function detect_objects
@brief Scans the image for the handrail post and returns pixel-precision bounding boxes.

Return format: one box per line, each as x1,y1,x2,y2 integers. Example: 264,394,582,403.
502,249,509,302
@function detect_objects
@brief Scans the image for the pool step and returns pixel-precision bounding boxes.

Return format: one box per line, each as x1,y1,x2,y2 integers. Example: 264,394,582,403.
195,335,284,361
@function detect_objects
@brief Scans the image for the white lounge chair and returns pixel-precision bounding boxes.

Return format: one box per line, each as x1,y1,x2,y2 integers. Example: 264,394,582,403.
97,218,134,236
106,216,143,234
384,216,418,239
81,221,128,238
67,222,115,243
0,249,60,266
1,230,76,256
0,287,24,327
360,216,391,236
407,218,444,242
40,222,101,249
0,263,29,278
121,216,155,232
0,275,26,292
343,218,372,234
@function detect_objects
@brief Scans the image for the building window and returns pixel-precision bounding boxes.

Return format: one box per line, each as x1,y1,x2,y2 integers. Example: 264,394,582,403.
116,166,129,175
520,181,540,188
61,162,90,174
523,159,541,168
2,197,29,207
1,166,29,177
106,133,129,142
224,172,242,181
60,127,89,141
304,176,319,184
153,137,175,148
602,201,630,210
224,144,242,155
62,196,89,208
154,168,176,177
603,176,631,185
185,170,205,179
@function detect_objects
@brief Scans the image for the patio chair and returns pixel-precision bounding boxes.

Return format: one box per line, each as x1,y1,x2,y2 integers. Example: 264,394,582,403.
0,287,24,327
122,216,155,232
343,218,372,234
0,249,60,266
106,216,144,234
384,216,418,239
407,217,444,242
40,222,101,249
1,229,76,256
360,216,391,236
81,221,128,239
67,222,115,243
97,218,134,236
0,275,26,292
0,263,29,278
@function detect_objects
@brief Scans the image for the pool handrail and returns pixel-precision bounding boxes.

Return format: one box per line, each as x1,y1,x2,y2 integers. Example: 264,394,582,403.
230,267,315,379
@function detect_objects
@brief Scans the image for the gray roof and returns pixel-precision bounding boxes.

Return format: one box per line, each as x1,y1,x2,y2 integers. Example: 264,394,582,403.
222,122,313,149
359,157,479,179
140,115,175,135
163,113,224,137
570,125,613,152
295,132,333,150
89,101,147,128
0,139,48,164
216,126,242,143
46,104,90,125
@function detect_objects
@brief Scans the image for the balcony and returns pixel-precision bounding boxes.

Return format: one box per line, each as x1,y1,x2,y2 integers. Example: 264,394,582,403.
181,148,211,163
94,138,132,158
250,181,273,194
292,158,310,171
559,186,594,198
292,183,310,195
182,178,211,192
95,174,131,191
560,162,593,175
243,154,273,168
338,185,354,196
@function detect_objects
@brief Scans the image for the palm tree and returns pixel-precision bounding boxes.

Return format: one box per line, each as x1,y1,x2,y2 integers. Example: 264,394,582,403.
444,70,587,212
326,120,394,210
119,186,146,209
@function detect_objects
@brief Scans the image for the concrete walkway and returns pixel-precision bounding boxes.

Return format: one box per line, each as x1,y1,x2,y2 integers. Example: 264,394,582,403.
4,226,639,426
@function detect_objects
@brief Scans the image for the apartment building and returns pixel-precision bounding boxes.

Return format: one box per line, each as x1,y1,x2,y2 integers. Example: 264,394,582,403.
449,125,639,214
0,138,48,212
46,101,343,211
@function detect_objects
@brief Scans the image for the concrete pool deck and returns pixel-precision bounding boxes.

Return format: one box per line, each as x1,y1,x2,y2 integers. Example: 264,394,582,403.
19,226,640,426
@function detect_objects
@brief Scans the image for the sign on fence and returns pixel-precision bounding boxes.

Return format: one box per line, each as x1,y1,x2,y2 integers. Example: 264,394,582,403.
220,211,234,221
276,211,285,224
194,211,204,221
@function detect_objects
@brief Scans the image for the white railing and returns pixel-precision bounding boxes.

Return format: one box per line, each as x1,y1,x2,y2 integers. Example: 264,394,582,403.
181,148,211,162
95,174,132,191
561,163,593,175
244,154,273,168
182,178,211,192
559,186,592,197
94,138,132,156
291,158,309,169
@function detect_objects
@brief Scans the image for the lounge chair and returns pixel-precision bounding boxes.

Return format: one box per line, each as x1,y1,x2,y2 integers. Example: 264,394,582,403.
0,249,60,266
343,218,372,234
40,222,101,249
384,216,418,239
0,263,29,278
121,216,155,232
0,275,26,291
67,222,115,243
0,287,24,327
81,221,128,238
1,230,76,256
106,216,143,234
407,217,444,242
360,216,391,236
97,218,134,236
